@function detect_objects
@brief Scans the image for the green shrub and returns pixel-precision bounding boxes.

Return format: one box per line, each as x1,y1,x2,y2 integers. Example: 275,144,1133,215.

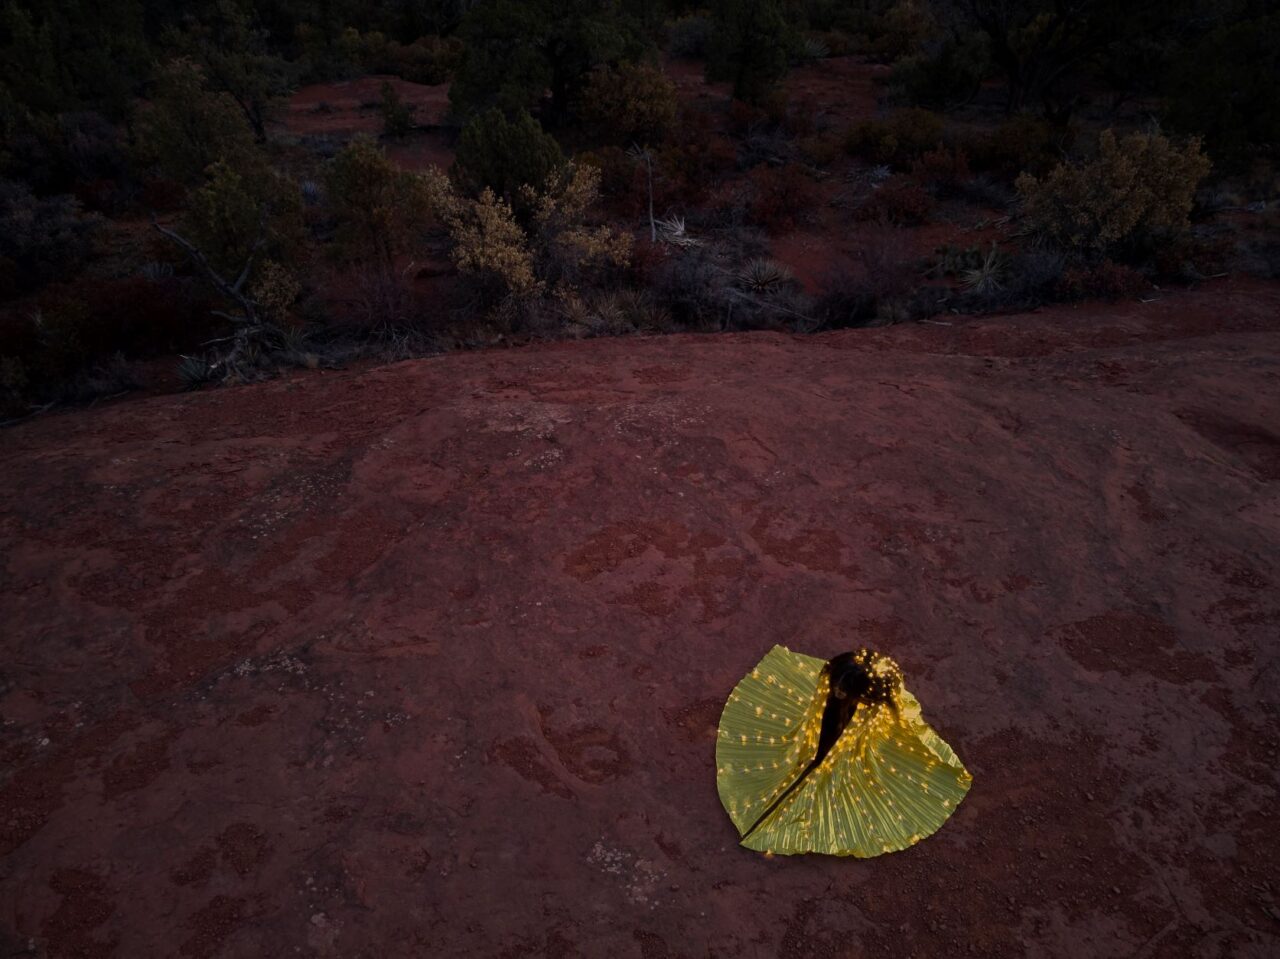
450,0,650,119
380,81,414,138
420,163,631,305
162,2,289,141
866,0,936,64
911,147,972,195
453,108,565,204
133,59,257,185
706,0,792,105
344,32,464,85
1164,13,1280,171
184,159,303,282
1054,260,1149,301
578,62,678,145
891,33,988,109
1016,130,1211,257
0,180,100,295
326,136,429,265
798,132,843,167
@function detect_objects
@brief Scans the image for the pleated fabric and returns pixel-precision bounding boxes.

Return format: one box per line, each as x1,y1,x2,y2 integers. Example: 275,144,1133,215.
716,645,971,857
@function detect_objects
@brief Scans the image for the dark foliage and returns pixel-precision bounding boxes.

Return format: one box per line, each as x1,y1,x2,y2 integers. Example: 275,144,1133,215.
706,0,792,105
0,180,100,295
448,0,652,120
453,108,565,202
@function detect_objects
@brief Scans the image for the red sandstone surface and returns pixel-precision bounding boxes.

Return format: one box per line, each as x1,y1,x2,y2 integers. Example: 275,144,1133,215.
2,279,1280,957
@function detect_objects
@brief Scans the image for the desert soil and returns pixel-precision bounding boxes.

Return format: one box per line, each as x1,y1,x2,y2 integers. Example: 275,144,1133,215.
2,278,1279,957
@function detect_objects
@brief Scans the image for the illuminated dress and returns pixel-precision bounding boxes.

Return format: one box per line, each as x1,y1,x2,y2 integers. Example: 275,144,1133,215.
716,646,971,857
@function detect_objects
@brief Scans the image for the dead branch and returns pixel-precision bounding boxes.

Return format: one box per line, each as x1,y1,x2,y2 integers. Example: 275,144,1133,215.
151,216,266,325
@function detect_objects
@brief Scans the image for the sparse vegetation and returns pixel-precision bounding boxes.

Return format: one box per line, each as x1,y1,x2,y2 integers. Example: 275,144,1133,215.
845,109,945,168
0,0,1274,417
747,163,821,233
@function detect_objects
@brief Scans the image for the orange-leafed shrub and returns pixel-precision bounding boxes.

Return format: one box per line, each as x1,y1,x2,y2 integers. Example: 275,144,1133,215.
656,108,738,205
748,163,822,233
856,175,935,224
1054,260,1149,300
845,108,944,169
911,147,972,194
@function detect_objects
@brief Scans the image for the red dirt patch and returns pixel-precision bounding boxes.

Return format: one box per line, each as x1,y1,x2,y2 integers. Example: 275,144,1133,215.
281,75,449,139
42,869,118,959
180,895,250,959
1056,611,1217,684
216,823,273,878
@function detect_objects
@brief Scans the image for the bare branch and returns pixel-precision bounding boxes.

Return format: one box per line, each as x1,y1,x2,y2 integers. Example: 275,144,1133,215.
151,216,262,326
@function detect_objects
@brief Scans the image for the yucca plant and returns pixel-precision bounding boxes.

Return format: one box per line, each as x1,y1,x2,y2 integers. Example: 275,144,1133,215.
657,214,700,247
299,179,324,207
616,289,672,332
737,257,794,293
177,353,216,389
961,244,1006,297
269,323,311,355
559,294,594,334
798,36,830,63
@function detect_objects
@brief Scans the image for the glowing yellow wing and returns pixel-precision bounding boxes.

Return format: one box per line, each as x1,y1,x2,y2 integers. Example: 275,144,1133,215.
741,689,971,857
715,645,828,835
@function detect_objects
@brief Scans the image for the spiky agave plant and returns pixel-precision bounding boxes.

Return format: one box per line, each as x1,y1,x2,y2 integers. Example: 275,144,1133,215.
617,289,672,332
738,257,795,294
590,292,630,335
798,36,830,63
559,294,594,332
177,354,216,389
657,214,700,247
961,244,1006,297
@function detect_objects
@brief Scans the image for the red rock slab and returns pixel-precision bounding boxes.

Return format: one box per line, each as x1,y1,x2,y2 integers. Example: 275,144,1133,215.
2,278,1279,957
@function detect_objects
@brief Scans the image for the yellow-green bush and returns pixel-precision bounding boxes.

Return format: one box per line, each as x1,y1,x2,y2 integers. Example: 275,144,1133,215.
421,163,630,302
1016,130,1211,256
